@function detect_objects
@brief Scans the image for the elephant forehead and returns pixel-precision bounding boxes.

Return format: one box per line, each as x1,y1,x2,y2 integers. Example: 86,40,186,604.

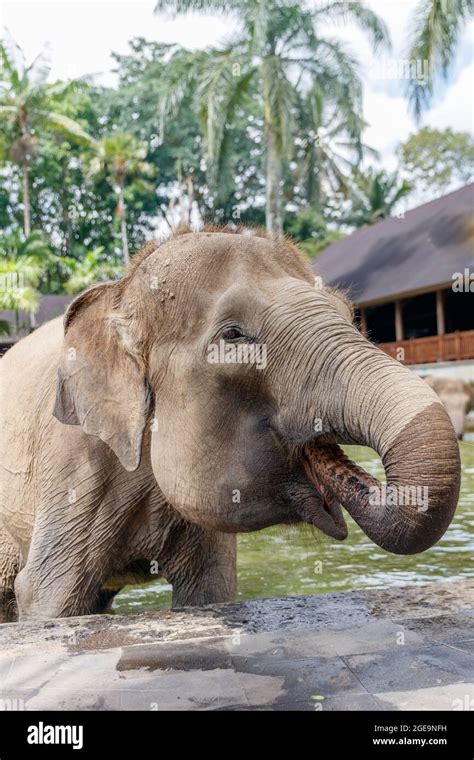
136,231,313,287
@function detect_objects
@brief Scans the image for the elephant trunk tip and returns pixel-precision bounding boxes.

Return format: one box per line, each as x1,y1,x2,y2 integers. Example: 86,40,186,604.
304,401,460,556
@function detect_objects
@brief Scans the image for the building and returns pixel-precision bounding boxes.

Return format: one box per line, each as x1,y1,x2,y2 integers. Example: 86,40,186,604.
313,185,474,379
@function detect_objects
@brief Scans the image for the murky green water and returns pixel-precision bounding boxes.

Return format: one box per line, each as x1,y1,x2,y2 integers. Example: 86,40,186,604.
112,438,474,614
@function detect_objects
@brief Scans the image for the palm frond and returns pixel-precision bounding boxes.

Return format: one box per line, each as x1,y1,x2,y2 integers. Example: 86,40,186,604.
154,0,240,16
313,1,392,52
0,41,21,90
406,0,474,118
38,111,97,146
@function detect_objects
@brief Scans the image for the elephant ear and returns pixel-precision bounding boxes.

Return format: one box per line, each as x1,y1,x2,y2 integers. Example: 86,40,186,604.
53,282,153,472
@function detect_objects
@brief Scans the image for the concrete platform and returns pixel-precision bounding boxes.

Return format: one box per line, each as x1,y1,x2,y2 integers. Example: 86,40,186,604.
0,580,473,711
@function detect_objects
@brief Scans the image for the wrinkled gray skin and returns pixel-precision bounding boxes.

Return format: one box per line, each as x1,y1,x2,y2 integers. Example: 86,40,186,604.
424,376,474,440
0,231,461,621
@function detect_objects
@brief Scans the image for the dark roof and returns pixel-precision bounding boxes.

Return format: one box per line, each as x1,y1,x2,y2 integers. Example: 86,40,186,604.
0,294,73,338
312,184,474,305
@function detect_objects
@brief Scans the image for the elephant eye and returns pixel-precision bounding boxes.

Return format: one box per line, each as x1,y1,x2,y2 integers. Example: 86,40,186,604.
223,326,245,342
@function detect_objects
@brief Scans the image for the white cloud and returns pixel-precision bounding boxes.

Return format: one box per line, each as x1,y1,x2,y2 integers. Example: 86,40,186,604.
421,61,474,134
362,91,413,170
1,0,229,83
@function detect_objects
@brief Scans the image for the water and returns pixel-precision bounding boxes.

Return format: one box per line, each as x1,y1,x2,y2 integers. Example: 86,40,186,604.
112,439,474,614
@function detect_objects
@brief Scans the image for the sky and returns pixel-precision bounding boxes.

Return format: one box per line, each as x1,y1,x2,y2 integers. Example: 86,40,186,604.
1,0,473,176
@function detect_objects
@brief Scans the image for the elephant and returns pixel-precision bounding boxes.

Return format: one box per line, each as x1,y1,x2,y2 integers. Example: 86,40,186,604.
423,375,474,440
0,228,461,621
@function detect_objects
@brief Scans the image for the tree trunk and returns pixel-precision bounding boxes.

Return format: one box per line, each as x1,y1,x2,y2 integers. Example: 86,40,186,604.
21,160,31,237
21,160,36,330
18,107,32,238
186,173,194,225
265,125,283,235
18,109,36,330
22,160,37,330
117,184,129,266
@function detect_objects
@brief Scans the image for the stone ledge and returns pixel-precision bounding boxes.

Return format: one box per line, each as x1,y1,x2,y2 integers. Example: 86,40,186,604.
0,580,472,711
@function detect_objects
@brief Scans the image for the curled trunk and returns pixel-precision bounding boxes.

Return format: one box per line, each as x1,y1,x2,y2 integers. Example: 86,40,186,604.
305,398,460,553
268,286,461,554
303,355,461,554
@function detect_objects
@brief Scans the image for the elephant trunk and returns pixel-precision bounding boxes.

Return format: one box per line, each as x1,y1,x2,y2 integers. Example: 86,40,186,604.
265,282,460,554
304,346,461,554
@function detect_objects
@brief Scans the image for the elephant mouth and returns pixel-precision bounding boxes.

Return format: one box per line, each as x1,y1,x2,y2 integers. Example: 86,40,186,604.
293,443,349,541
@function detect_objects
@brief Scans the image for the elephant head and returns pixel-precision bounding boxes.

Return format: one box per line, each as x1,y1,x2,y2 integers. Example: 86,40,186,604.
54,229,461,555
424,375,473,440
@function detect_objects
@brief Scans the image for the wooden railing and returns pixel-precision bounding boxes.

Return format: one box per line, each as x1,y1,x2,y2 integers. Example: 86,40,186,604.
378,330,474,365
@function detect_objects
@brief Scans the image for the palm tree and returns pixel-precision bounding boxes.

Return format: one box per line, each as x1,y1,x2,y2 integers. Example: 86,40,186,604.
0,251,42,336
0,38,93,236
155,0,390,234
89,133,155,264
293,86,378,209
2,226,69,291
64,247,122,294
1,229,53,328
2,228,50,257
406,0,474,118
344,170,412,227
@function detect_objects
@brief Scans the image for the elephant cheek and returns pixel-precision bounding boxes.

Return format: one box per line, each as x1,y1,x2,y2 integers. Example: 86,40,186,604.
149,432,177,504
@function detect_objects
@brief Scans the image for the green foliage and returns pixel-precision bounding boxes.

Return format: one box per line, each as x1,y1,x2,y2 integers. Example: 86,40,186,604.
399,127,474,197
284,208,346,258
96,41,210,226
0,41,94,169
0,38,92,148
1,4,469,305
0,10,391,276
64,247,123,294
344,170,412,227
155,0,390,230
0,256,41,312
290,86,378,211
0,229,73,294
0,231,43,319
89,132,155,185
